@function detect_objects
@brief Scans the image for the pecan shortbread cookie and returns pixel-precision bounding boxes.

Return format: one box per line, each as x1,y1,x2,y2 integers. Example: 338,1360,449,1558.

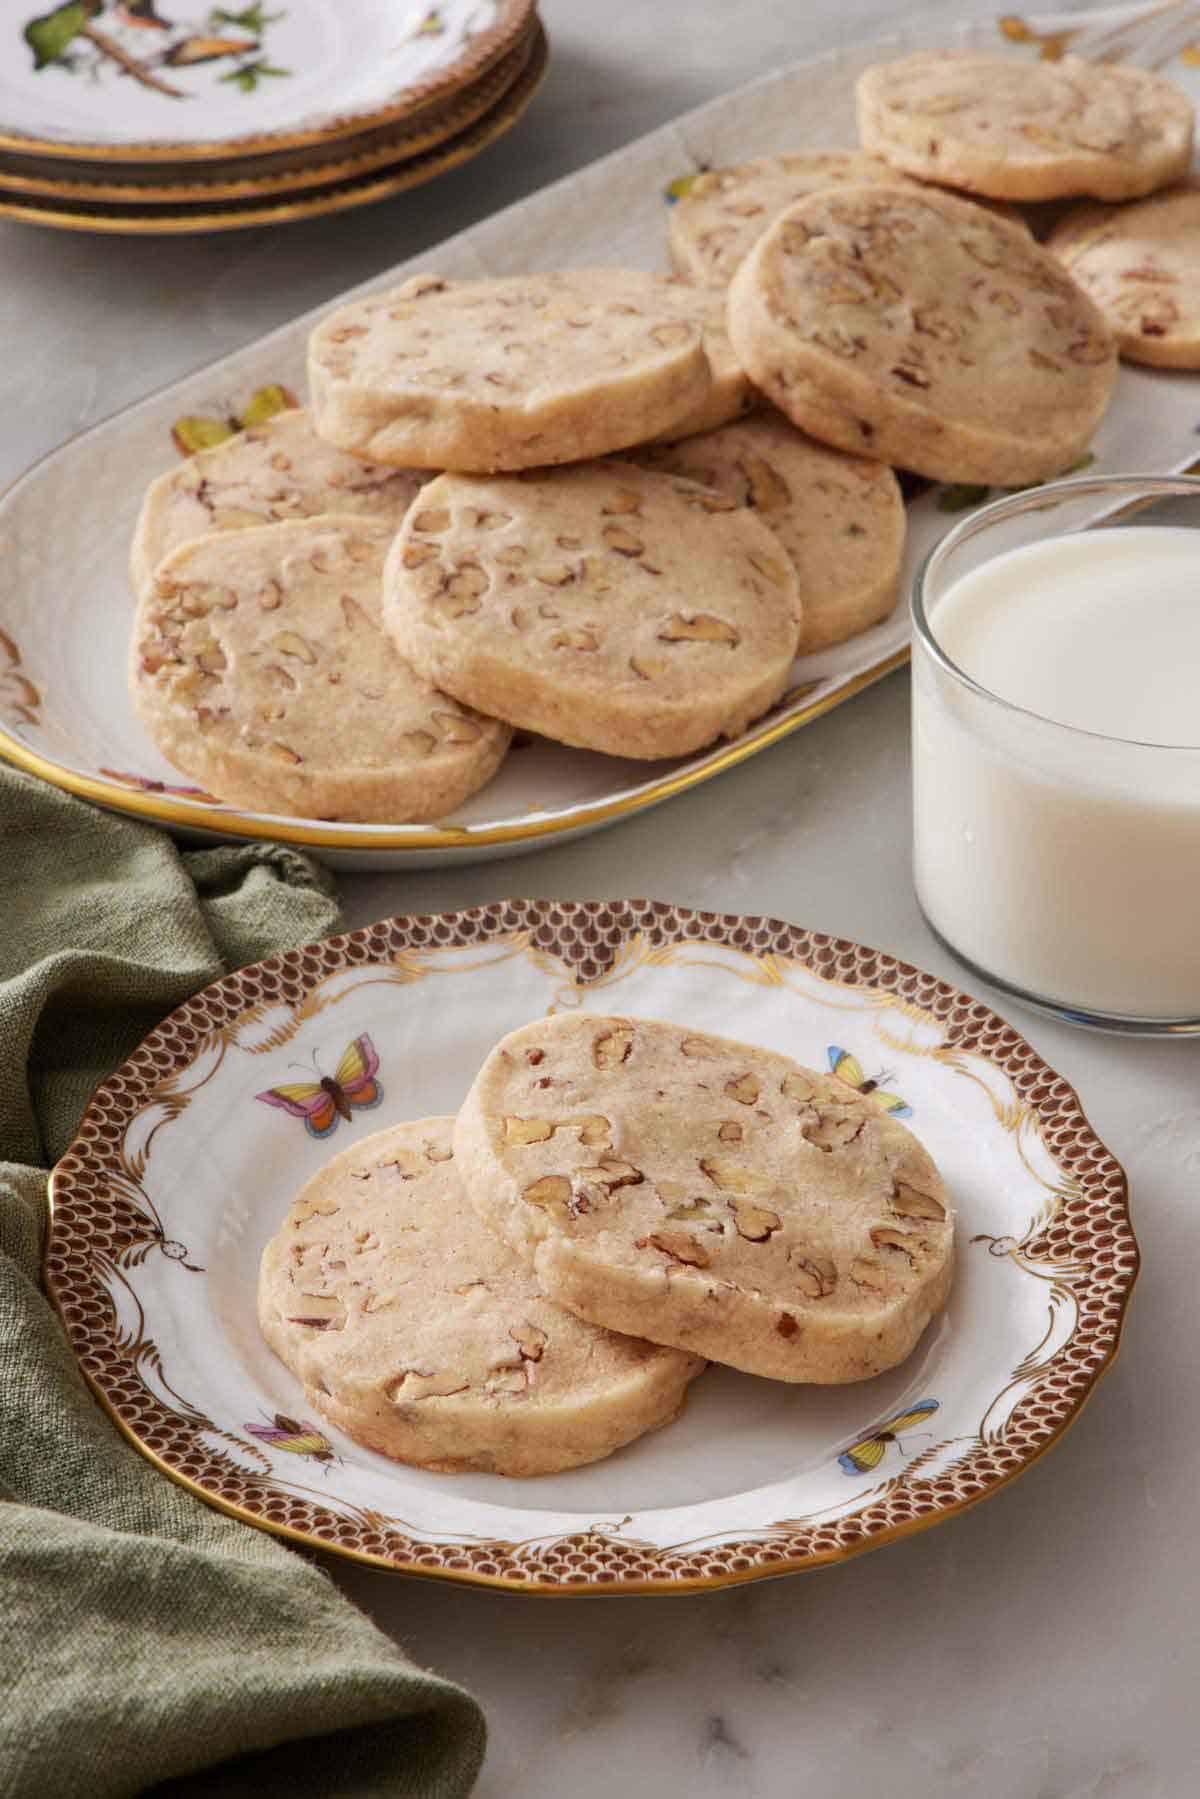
455,1016,955,1384
130,408,425,596
258,1117,704,1476
308,270,727,471
857,51,1193,202
382,462,802,759
1049,181,1200,369
131,515,509,821
726,184,1117,484
645,279,757,441
631,412,905,652
669,150,922,287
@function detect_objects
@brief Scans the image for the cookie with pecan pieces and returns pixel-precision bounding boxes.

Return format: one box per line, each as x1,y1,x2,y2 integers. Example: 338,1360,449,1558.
1049,181,1200,369
631,411,905,652
258,1117,704,1476
382,462,802,759
130,408,424,597
454,1016,955,1384
130,515,509,822
857,51,1193,202
669,149,922,288
307,270,736,472
726,184,1117,484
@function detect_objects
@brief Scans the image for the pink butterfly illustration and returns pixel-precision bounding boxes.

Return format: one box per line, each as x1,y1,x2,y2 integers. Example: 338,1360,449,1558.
255,1034,383,1139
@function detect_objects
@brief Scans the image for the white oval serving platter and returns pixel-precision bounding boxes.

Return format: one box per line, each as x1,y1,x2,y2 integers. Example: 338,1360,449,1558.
3,5,1198,867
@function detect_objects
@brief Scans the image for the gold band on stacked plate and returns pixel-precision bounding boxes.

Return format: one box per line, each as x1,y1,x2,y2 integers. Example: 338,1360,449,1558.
0,6,545,235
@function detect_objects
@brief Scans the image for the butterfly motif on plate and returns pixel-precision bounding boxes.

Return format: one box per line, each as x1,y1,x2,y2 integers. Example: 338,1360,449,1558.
664,169,705,204
255,1033,383,1139
838,1400,939,1475
827,1045,912,1118
245,1414,340,1467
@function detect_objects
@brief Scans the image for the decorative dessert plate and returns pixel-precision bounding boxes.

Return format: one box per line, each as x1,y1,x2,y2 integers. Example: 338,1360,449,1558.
0,0,536,158
0,28,539,203
46,900,1138,1594
0,27,546,231
2,6,1199,867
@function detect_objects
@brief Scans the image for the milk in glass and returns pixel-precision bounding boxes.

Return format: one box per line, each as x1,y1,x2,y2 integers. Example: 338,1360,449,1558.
912,526,1200,1020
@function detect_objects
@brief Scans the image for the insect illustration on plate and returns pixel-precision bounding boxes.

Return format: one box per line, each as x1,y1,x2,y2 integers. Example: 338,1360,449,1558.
664,166,708,204
408,6,443,38
827,1045,912,1117
246,1414,340,1467
837,1400,939,1476
256,1033,383,1138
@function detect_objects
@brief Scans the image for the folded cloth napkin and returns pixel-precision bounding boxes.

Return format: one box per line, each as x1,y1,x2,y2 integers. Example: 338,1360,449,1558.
0,769,486,1799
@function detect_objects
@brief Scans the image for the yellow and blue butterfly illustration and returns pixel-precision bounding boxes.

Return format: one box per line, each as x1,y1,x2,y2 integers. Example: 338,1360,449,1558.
838,1400,939,1475
827,1045,911,1118
664,168,707,205
410,6,444,38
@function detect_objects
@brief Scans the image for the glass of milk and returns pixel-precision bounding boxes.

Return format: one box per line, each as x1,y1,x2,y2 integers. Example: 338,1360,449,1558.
911,473,1200,1034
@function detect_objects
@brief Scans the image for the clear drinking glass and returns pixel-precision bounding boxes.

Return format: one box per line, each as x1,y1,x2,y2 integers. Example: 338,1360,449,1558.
911,473,1200,1035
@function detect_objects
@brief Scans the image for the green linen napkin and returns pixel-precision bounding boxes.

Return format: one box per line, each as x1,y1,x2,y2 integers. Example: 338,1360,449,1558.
0,768,486,1799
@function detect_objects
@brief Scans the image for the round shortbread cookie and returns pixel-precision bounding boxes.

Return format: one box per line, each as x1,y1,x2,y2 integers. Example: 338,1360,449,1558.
643,280,757,441
131,515,510,822
130,408,425,596
454,1016,955,1385
1049,181,1200,369
258,1117,704,1477
307,270,729,472
669,151,923,287
630,412,905,652
857,51,1194,203
382,462,802,759
726,184,1117,485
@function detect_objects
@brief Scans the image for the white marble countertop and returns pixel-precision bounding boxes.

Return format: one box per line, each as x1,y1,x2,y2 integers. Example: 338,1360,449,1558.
5,2,1198,1794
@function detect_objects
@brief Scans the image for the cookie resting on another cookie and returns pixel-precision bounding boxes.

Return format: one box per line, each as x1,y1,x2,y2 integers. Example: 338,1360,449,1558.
726,183,1118,484
308,270,727,472
382,461,803,759
454,1015,955,1384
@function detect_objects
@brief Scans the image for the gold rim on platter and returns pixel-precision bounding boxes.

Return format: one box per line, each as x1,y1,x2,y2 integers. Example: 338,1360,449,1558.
0,31,537,205
45,899,1139,1593
0,0,537,164
0,26,547,236
0,650,902,854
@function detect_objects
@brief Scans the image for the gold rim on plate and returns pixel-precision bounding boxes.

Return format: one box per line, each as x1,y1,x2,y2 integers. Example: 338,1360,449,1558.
0,30,537,205
0,0,537,164
0,25,547,236
45,898,1139,1593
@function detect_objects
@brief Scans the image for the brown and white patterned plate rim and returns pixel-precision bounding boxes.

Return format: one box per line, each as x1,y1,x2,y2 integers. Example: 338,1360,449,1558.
45,899,1138,1594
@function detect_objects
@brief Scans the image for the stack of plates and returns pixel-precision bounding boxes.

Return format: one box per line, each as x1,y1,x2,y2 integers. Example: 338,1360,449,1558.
0,0,546,233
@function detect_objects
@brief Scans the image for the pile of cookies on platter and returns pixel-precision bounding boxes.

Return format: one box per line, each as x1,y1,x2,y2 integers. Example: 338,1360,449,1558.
257,1015,955,1476
128,46,1195,825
